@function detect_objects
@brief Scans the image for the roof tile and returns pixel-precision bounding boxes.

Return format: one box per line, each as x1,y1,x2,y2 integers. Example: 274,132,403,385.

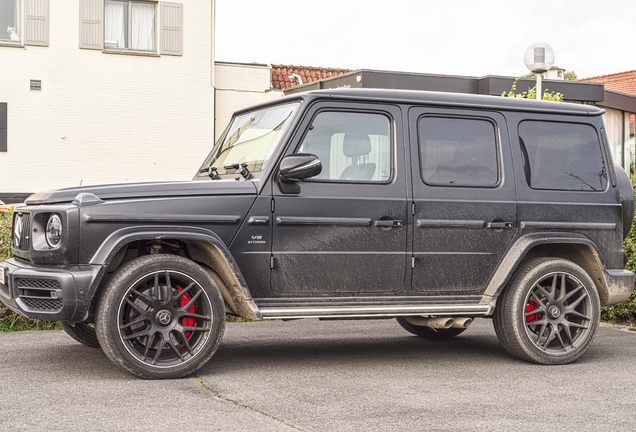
271,64,352,89
580,70,636,97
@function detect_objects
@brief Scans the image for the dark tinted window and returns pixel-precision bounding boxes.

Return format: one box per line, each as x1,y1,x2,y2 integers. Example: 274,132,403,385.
518,121,607,191
418,116,498,186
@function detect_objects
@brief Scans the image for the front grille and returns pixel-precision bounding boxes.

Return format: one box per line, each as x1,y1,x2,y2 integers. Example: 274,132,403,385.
12,213,32,251
17,278,61,290
20,297,63,312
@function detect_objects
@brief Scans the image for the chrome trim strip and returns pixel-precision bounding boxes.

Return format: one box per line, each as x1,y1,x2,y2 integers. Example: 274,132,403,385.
276,217,373,226
259,304,490,319
85,214,241,224
520,221,616,231
417,219,485,229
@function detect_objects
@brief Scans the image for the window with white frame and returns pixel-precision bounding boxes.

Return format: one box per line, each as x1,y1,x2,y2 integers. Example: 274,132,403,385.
0,0,49,47
80,0,182,56
0,0,20,41
104,0,155,51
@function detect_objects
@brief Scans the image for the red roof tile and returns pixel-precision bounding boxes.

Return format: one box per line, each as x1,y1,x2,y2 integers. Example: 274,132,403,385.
580,70,636,97
271,64,352,89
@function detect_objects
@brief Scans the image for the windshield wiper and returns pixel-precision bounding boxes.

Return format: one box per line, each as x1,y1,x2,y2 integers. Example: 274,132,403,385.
224,163,251,180
198,166,221,180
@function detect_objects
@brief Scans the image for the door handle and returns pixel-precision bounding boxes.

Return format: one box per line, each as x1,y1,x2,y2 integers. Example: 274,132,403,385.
374,219,403,227
486,221,514,229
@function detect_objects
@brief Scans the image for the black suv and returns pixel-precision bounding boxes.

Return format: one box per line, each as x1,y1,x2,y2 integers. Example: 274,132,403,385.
1,89,634,379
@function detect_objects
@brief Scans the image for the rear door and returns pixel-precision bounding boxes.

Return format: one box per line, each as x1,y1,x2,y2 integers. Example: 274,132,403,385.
271,102,409,296
409,108,518,296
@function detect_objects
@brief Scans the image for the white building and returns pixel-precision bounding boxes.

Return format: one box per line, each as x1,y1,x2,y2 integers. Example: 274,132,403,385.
213,61,281,142
0,0,215,202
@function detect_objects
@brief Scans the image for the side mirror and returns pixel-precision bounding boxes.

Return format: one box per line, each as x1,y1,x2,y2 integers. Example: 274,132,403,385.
278,154,322,194
279,154,322,182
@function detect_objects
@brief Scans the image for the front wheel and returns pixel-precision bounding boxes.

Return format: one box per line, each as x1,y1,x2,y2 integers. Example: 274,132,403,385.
493,258,600,365
96,254,225,379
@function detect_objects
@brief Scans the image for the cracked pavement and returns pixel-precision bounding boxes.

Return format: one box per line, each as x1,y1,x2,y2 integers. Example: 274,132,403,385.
1,319,636,431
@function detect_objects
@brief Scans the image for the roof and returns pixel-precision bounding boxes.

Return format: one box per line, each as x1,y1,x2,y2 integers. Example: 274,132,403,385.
271,64,352,89
235,88,605,117
580,70,636,97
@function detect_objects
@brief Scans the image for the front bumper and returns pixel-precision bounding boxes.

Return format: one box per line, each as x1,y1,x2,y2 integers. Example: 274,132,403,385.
0,258,103,322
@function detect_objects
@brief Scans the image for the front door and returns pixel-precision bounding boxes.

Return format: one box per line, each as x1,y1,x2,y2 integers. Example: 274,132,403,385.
271,103,408,296
409,108,518,296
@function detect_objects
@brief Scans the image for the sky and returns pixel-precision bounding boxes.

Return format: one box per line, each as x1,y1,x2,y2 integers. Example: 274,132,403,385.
215,0,635,79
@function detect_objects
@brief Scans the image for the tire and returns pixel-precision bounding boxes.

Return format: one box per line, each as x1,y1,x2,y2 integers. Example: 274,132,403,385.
59,321,100,348
395,317,466,339
96,254,225,379
493,257,600,365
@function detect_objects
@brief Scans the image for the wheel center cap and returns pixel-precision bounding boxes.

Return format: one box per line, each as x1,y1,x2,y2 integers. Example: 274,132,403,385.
156,310,173,326
548,305,561,319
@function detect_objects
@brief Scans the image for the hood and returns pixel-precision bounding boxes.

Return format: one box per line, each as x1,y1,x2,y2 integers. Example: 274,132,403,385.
25,180,258,205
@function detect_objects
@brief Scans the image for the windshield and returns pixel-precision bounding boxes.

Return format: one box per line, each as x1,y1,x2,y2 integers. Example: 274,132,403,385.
196,103,299,179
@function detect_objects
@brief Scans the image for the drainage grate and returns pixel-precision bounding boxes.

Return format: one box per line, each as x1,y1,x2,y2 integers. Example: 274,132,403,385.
20,297,63,311
30,80,42,91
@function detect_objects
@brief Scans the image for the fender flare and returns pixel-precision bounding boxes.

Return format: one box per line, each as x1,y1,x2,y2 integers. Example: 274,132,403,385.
480,232,607,311
87,225,262,320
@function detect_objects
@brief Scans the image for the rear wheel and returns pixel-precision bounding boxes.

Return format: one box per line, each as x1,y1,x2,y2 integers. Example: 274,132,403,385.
60,321,100,348
493,258,600,365
96,254,225,379
395,317,466,339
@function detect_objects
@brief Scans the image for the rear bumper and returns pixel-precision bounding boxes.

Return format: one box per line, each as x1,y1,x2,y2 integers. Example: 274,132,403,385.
0,258,103,322
603,269,635,305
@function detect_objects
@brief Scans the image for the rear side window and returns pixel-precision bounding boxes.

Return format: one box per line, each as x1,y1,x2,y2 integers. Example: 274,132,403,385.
518,121,607,191
418,116,499,187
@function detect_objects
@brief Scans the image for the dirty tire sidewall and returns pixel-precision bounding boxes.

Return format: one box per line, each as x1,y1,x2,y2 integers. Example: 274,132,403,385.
494,257,600,365
96,255,225,379
60,321,101,348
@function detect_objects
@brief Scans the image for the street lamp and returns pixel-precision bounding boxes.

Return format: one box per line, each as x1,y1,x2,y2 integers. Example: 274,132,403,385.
524,42,555,100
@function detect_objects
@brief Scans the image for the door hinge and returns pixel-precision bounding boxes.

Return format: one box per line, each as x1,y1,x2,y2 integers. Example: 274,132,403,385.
412,202,415,216
411,256,415,268
270,256,275,269
271,198,275,213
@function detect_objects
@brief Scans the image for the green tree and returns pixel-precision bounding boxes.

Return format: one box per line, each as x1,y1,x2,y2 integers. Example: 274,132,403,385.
501,77,564,102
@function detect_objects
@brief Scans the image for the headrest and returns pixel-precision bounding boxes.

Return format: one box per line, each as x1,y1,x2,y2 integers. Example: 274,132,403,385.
343,132,372,157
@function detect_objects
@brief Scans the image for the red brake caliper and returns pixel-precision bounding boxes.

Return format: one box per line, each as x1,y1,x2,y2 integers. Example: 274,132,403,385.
177,286,197,340
525,299,539,322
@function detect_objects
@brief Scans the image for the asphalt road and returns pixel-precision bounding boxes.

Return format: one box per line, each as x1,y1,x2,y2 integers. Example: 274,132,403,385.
1,319,635,431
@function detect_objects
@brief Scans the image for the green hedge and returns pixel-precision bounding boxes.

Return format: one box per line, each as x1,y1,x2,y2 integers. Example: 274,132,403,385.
2,201,636,330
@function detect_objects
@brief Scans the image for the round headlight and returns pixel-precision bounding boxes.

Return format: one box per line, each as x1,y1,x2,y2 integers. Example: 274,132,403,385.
46,214,62,248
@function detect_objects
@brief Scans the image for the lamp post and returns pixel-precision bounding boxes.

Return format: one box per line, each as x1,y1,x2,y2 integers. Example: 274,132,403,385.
524,42,555,100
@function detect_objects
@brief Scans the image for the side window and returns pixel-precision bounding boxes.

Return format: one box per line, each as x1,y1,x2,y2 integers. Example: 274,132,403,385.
518,121,607,191
297,111,392,182
418,116,499,187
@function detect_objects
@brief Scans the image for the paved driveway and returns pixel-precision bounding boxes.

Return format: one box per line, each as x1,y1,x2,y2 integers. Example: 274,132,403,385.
1,319,635,431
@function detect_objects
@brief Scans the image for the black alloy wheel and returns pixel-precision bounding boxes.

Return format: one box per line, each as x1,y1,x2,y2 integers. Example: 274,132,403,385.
96,254,225,379
494,258,600,365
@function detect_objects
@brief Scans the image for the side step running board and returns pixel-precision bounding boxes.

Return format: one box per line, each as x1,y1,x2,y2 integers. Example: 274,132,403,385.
259,304,490,320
